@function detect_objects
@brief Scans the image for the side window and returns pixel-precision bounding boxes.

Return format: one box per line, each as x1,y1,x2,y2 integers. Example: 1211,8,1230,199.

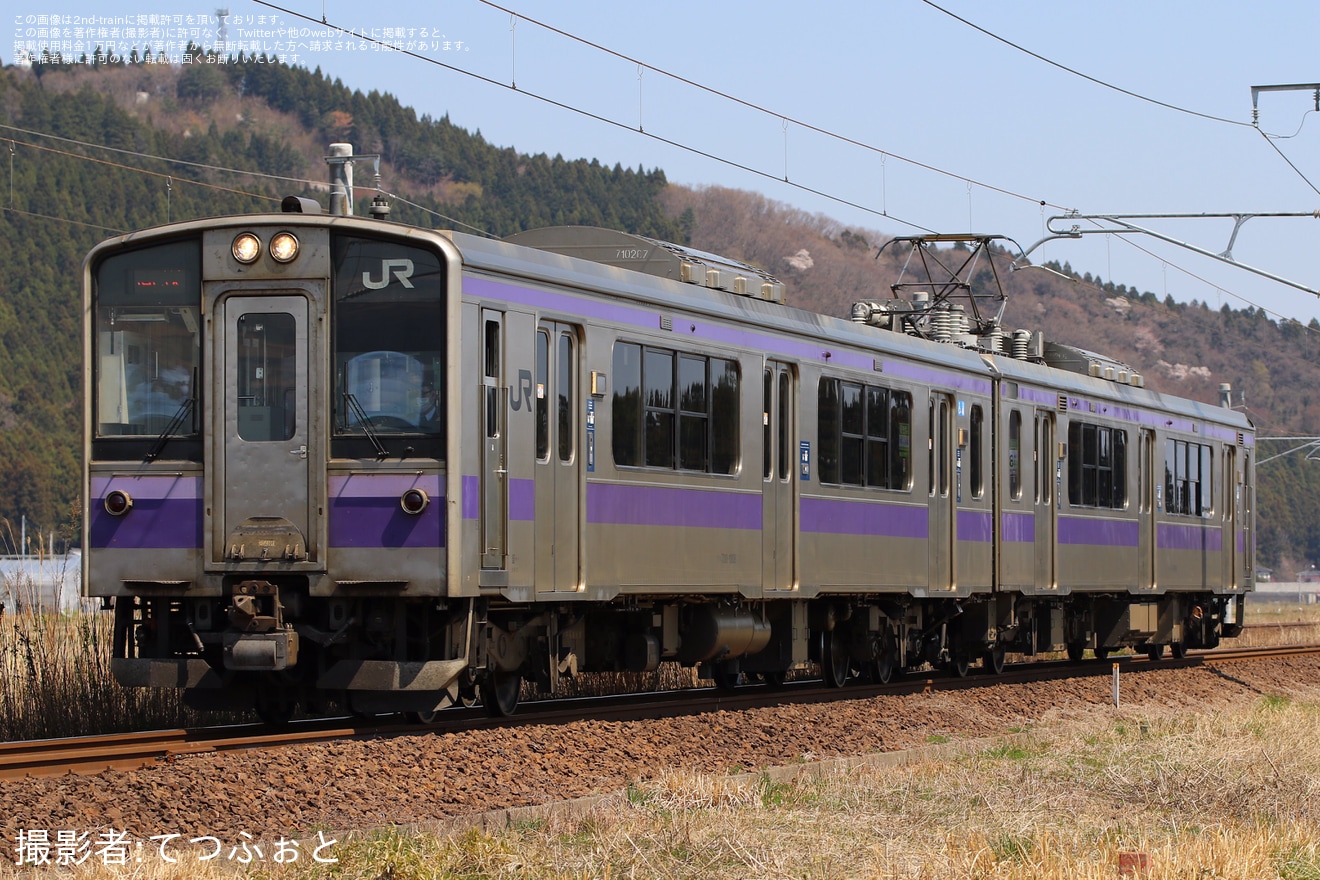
840,382,864,485
818,378,840,484
778,371,792,481
763,370,773,480
557,332,574,463
820,377,912,491
612,341,739,474
1164,438,1213,516
969,405,984,499
644,348,675,468
1008,410,1022,500
890,390,913,490
611,342,641,466
711,358,739,475
536,330,550,461
1068,421,1127,509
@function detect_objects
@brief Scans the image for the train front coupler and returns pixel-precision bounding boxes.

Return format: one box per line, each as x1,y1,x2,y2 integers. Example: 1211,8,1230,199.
222,579,300,672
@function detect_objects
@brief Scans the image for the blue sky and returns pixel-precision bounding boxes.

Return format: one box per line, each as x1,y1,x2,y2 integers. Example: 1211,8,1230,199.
9,0,1320,323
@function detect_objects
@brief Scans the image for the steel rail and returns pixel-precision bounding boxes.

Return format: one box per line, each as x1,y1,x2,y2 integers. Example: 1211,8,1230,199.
4,643,1316,781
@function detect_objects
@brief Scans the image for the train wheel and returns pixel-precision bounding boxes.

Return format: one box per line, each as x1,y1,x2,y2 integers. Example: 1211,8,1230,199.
1170,641,1187,660
455,677,479,709
1094,647,1111,661
983,646,1006,675
483,670,522,717
1146,644,1165,662
254,693,296,727
760,670,788,688
949,650,971,678
871,640,896,685
822,630,850,688
712,664,742,691
405,708,440,725
1065,641,1085,663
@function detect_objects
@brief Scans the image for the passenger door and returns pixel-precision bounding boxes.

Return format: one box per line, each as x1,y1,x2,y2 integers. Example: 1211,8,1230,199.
480,309,508,574
1033,411,1057,590
928,393,955,590
762,362,797,593
216,294,313,562
535,321,581,593
1138,428,1157,590
1222,446,1236,590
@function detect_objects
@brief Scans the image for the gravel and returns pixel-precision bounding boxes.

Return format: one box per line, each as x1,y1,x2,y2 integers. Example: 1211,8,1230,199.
4,656,1318,843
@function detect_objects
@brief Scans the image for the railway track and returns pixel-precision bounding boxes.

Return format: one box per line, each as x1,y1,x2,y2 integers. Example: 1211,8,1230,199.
5,642,1316,781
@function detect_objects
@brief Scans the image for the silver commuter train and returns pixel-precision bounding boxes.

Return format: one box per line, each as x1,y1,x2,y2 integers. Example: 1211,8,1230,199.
82,195,1254,722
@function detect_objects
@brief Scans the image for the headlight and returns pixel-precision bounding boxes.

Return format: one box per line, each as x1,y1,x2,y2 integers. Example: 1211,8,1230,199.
269,231,300,263
232,232,261,264
104,490,133,516
400,488,429,515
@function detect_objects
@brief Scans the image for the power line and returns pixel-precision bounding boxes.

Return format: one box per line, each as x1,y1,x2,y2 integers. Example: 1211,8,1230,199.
5,34,1300,328
1256,128,1320,198
918,0,1255,130
1,205,126,234
472,0,1065,212
0,122,308,194
921,1,1320,201
252,0,1009,235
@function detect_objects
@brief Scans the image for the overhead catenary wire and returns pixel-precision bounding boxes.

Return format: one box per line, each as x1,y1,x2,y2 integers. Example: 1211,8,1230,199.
918,0,1254,130
252,0,958,235
4,25,1306,326
471,0,1064,213
921,0,1320,199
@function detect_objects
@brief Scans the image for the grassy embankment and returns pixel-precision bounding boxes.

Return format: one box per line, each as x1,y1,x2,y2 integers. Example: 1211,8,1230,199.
6,679,1319,878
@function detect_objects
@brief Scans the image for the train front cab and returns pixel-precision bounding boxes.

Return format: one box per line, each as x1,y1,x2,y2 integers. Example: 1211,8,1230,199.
84,217,472,721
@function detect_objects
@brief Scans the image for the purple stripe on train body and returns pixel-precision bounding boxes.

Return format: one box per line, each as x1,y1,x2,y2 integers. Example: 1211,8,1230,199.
587,482,762,530
957,509,993,543
509,478,534,521
461,475,479,520
1001,511,1035,543
880,361,991,394
1157,523,1224,552
1057,516,1140,547
89,475,203,548
89,499,203,549
459,476,534,520
1006,385,1059,405
328,474,443,548
464,275,990,393
800,496,928,539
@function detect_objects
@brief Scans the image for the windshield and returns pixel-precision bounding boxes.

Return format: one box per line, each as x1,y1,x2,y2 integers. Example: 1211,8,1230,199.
331,234,445,456
93,240,201,439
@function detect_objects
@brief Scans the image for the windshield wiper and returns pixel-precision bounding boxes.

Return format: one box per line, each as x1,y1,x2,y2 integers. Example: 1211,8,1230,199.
144,373,197,463
145,398,196,464
343,392,389,460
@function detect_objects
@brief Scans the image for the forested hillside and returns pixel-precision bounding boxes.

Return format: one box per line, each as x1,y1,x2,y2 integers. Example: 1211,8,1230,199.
2,53,1319,573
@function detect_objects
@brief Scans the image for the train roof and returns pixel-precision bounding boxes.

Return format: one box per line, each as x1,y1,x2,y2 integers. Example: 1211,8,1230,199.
451,227,1252,436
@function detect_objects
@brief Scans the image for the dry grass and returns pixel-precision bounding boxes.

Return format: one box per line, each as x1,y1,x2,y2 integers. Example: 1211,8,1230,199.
7,690,1319,878
0,562,212,740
